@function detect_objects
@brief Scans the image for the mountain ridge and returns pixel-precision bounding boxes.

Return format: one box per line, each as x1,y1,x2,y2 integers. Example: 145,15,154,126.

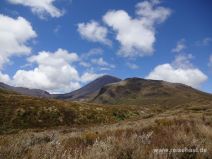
0,76,211,103
54,75,122,101
0,82,51,98
92,77,212,107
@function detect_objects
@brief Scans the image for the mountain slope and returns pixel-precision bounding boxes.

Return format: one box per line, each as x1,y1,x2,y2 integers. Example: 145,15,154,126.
54,75,121,101
92,77,212,107
0,82,51,98
0,88,139,133
0,83,211,159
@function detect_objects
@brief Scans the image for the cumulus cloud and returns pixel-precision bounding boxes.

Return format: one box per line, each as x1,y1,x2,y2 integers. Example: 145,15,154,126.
28,48,79,65
172,39,186,53
172,54,193,68
7,0,63,18
77,21,111,45
103,0,171,57
4,48,104,93
12,49,80,93
0,14,37,69
146,54,208,88
0,71,11,83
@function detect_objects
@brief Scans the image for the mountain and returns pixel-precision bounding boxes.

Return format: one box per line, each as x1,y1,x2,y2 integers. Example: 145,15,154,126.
0,82,51,98
0,75,121,99
1,76,211,107
92,77,212,107
54,75,121,101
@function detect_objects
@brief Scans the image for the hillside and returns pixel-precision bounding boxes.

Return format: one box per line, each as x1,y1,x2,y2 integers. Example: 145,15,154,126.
92,78,212,108
0,87,211,158
0,80,212,159
54,75,121,101
0,82,51,98
0,88,139,133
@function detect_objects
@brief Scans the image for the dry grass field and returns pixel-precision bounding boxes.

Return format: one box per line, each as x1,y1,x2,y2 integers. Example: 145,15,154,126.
0,88,211,159
0,105,211,159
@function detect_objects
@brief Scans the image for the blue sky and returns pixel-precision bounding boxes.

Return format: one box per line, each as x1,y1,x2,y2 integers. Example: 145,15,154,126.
0,0,212,93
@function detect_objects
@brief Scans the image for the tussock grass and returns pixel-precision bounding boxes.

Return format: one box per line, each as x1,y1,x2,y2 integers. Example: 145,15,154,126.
0,89,140,133
0,88,211,158
0,114,211,159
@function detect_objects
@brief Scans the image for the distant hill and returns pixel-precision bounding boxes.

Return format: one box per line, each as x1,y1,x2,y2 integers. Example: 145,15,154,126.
54,75,121,101
92,77,212,107
0,82,51,98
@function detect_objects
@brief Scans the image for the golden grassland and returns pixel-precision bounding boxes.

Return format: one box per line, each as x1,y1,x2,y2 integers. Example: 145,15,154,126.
0,113,211,159
0,89,140,133
0,88,211,159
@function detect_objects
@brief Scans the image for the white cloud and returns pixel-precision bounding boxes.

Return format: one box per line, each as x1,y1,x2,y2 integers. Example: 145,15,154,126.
7,48,103,93
8,0,63,18
146,54,207,88
172,54,193,68
136,0,170,24
0,14,37,69
127,63,139,69
77,21,111,45
80,61,91,68
103,0,171,57
12,49,80,93
80,72,103,83
0,71,11,83
91,57,108,66
172,39,186,53
28,48,79,66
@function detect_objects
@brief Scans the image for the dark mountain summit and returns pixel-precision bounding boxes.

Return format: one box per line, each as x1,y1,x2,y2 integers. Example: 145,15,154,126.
54,75,121,101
